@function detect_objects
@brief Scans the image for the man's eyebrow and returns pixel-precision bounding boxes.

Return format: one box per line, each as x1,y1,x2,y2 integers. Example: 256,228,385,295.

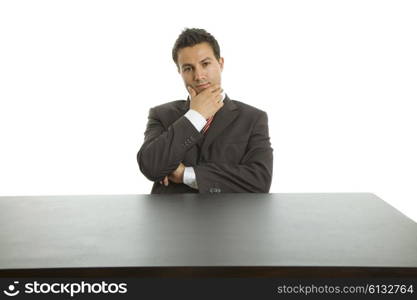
181,58,212,69
181,63,193,69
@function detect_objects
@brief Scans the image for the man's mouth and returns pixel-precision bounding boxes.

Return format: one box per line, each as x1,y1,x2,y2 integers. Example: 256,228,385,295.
196,83,210,89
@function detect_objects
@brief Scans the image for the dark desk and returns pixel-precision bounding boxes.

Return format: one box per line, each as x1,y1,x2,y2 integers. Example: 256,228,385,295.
0,193,416,277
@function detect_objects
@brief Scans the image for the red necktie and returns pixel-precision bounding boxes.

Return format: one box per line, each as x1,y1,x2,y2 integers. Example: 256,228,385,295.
202,116,213,133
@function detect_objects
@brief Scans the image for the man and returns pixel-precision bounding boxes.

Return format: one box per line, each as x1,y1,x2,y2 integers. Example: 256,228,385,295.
137,28,273,193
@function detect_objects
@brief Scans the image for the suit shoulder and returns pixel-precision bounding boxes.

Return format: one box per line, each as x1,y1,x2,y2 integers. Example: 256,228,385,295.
230,99,268,117
151,100,185,111
149,100,187,116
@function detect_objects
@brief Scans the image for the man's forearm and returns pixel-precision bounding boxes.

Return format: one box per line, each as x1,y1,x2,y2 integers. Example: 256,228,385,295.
194,159,273,193
191,110,273,193
138,108,206,182
138,116,200,181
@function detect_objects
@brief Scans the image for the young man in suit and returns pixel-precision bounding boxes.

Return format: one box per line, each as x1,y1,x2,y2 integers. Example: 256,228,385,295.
137,28,273,193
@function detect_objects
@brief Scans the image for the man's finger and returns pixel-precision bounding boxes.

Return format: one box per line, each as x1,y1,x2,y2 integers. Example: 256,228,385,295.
210,84,221,93
187,86,197,98
215,89,223,97
212,89,223,102
163,176,169,186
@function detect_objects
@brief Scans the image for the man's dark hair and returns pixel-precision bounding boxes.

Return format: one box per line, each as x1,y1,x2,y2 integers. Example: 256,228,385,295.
172,28,221,66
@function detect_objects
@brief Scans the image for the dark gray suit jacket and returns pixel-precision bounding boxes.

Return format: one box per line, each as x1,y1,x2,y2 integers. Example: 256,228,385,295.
137,95,273,194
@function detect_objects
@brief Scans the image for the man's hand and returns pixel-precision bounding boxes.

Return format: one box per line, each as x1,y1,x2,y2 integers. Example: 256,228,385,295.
188,84,224,119
159,162,185,186
160,176,169,186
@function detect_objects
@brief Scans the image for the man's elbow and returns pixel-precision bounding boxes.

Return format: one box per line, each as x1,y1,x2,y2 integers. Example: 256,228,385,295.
253,175,271,193
262,176,272,193
137,150,161,182
256,164,272,193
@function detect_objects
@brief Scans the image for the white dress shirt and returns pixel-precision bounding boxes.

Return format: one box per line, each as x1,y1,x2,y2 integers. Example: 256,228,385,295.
183,92,226,190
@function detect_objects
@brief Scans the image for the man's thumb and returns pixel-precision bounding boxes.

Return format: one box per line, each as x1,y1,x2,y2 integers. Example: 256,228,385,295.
187,86,196,97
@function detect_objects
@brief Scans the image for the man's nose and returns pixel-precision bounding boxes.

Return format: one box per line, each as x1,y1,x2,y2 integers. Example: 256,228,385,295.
194,66,206,81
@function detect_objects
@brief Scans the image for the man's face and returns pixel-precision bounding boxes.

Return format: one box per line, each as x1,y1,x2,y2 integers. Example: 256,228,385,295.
177,42,224,95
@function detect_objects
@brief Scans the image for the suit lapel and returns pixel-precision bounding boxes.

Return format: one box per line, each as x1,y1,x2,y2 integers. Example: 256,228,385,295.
201,95,239,154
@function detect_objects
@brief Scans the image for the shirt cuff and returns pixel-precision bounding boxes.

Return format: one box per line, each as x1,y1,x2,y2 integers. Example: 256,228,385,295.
183,166,198,190
184,109,206,132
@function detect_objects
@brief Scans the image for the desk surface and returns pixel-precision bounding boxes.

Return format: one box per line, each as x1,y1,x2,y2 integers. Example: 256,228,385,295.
0,193,416,277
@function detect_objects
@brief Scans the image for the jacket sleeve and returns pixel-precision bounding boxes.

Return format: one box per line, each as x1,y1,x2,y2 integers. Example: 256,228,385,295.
137,107,202,181
194,111,273,193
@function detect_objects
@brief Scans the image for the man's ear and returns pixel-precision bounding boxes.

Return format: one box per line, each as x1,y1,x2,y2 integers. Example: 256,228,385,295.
219,57,224,71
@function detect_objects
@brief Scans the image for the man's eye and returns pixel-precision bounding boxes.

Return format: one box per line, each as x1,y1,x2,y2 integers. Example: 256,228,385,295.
183,68,190,72
203,62,210,66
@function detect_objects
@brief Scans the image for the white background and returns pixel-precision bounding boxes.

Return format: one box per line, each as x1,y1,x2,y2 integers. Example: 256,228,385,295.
1,0,416,221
